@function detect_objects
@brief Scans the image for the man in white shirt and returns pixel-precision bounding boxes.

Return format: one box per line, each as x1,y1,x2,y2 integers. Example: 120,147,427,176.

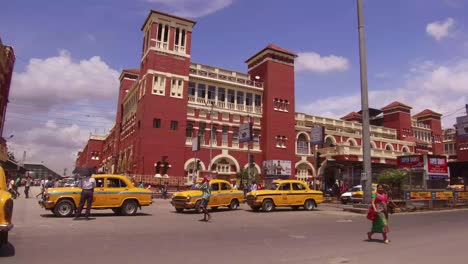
74,168,96,220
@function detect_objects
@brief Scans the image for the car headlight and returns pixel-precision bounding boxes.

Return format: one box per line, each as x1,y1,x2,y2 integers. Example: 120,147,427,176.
186,196,191,201
4,198,13,222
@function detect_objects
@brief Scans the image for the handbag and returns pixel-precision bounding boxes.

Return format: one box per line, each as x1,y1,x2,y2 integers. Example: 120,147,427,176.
367,207,375,221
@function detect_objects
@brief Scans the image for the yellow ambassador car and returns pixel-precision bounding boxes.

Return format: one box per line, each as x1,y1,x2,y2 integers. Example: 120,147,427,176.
0,167,14,246
171,179,244,213
246,180,324,212
39,174,152,217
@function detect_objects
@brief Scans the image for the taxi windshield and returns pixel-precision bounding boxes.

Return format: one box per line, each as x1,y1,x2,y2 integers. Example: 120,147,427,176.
350,187,361,192
269,183,279,190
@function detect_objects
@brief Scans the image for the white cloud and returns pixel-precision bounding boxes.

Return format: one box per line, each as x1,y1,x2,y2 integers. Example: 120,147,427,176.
11,50,119,108
296,52,350,74
426,18,455,41
298,59,468,128
6,51,119,174
145,0,233,18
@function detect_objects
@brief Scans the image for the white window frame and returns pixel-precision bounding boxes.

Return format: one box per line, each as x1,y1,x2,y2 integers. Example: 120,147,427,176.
152,75,166,96
170,78,184,98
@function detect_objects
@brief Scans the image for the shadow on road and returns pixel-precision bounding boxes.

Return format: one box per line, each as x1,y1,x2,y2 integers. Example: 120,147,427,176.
39,212,152,218
0,243,15,257
170,208,239,215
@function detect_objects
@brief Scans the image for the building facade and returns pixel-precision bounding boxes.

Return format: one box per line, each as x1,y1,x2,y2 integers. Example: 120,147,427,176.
76,10,445,188
0,38,15,164
75,135,105,171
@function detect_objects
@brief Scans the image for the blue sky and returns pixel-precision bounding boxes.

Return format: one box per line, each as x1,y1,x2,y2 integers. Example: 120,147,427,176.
1,0,467,174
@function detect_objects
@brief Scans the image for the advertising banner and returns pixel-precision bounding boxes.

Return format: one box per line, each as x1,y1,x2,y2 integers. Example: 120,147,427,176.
410,192,432,200
192,136,200,152
397,155,424,170
310,126,324,145
456,115,468,137
435,192,454,200
239,123,252,143
427,155,448,174
457,192,468,200
262,160,291,177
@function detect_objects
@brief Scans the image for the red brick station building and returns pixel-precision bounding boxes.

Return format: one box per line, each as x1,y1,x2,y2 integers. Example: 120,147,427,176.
76,10,463,188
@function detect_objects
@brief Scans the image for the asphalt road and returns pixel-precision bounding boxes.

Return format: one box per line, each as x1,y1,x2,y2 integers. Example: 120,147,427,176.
2,187,468,264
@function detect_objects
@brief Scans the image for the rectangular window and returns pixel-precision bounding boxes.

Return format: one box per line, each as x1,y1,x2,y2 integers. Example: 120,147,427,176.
227,89,235,103
208,86,216,100
163,25,169,42
246,93,253,106
170,120,178,131
197,83,206,99
222,126,229,144
181,29,186,47
237,91,244,105
256,94,262,107
188,82,196,96
175,28,180,46
152,75,165,95
232,130,239,144
170,78,183,98
198,122,206,138
157,24,163,41
153,119,161,128
218,88,226,101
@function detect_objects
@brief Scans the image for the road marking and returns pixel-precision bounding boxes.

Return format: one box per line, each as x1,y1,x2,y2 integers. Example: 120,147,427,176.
336,219,353,223
288,234,306,239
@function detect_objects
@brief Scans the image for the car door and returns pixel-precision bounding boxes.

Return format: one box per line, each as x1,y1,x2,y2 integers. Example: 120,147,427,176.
90,177,106,208
105,178,128,207
276,183,291,206
291,182,308,205
219,182,233,205
209,182,220,206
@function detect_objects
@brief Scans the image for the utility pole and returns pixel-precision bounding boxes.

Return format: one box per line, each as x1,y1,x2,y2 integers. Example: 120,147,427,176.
209,102,215,179
357,0,372,204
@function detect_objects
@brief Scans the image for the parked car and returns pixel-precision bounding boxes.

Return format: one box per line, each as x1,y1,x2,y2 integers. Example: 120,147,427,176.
39,174,153,217
171,179,244,213
246,180,323,212
0,166,14,246
340,184,377,204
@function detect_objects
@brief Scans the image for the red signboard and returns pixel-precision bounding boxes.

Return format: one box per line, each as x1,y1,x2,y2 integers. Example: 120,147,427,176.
397,155,424,170
427,155,448,174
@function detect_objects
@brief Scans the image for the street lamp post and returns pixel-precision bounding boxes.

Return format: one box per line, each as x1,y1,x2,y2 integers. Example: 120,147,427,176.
357,0,372,204
209,101,215,179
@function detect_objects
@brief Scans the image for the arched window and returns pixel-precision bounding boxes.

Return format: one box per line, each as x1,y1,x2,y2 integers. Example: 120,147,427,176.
297,134,309,154
348,139,357,146
324,137,335,148
385,144,393,151
185,123,193,138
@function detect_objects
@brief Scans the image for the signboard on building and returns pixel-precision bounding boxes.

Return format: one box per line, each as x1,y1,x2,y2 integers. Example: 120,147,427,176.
239,123,252,143
262,160,291,176
192,136,200,152
397,155,424,170
456,115,468,137
427,155,448,174
310,126,325,145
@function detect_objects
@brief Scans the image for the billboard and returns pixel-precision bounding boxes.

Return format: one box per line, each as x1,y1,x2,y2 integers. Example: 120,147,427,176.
239,123,252,143
397,155,424,170
310,126,325,145
456,115,468,137
262,160,291,176
427,155,448,174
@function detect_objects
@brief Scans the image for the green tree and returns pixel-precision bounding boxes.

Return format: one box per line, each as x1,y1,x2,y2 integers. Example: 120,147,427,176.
377,169,409,199
236,168,258,184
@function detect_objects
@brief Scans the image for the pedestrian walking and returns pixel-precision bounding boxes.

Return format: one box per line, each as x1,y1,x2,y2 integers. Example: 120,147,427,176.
24,176,31,198
8,178,17,199
199,176,211,222
74,168,96,220
367,184,390,244
13,176,21,197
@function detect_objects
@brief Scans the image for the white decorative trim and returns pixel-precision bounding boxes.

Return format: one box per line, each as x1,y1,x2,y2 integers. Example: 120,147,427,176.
346,138,358,146
295,158,316,176
210,152,240,172
184,158,206,171
189,74,263,92
248,57,294,71
147,70,189,81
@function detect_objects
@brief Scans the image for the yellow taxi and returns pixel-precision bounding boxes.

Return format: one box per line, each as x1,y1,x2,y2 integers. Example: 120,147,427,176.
341,184,377,204
246,180,323,212
39,174,152,217
171,179,244,213
0,167,14,246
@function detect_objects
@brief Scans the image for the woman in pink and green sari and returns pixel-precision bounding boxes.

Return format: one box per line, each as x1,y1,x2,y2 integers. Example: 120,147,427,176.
367,184,390,244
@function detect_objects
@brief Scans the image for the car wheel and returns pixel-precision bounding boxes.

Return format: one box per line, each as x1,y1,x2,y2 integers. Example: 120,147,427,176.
112,208,122,215
121,200,138,216
53,199,75,217
194,200,203,213
304,199,316,211
262,199,275,212
0,232,8,246
228,199,239,210
341,199,348,205
175,208,184,213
